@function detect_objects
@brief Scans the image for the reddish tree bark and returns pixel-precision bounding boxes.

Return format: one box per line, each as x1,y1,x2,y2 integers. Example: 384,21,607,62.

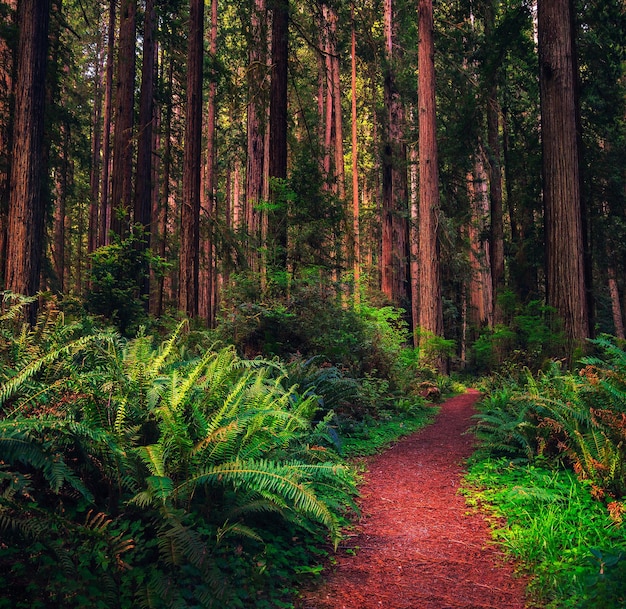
98,0,115,246
110,0,136,238
179,0,204,316
351,3,360,303
538,0,590,349
5,0,50,306
199,0,218,325
417,0,444,354
245,0,267,271
135,0,156,235
0,0,16,285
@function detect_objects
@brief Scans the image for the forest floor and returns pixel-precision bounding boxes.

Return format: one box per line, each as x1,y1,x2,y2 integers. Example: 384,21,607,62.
295,389,529,609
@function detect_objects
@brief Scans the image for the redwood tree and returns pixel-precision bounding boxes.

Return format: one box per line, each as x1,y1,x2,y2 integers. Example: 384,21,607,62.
5,0,50,304
537,0,590,349
110,0,136,238
417,0,443,352
179,0,204,316
268,0,289,272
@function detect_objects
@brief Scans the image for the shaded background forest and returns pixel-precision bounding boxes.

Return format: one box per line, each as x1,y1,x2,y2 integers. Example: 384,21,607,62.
0,0,625,366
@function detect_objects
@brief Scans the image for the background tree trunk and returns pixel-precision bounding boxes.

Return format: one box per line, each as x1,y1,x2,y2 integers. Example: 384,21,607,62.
268,0,289,272
179,0,204,316
110,0,136,238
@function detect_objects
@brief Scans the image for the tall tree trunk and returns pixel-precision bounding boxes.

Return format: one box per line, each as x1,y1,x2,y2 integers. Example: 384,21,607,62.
99,0,115,247
381,0,409,305
134,0,156,300
268,0,289,272
199,0,218,325
110,0,136,238
409,108,419,346
135,0,155,235
417,0,444,363
467,156,493,329
0,0,17,286
246,0,267,272
179,0,204,316
5,0,50,307
538,0,590,351
88,29,104,257
484,1,504,325
53,124,70,293
351,3,360,304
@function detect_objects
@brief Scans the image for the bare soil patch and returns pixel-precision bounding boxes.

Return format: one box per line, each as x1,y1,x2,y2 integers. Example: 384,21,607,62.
296,389,527,609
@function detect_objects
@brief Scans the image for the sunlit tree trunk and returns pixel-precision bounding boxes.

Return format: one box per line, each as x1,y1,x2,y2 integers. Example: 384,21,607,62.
418,0,444,364
180,0,204,316
88,29,103,258
99,0,115,247
110,0,136,238
199,0,218,325
5,0,50,308
351,3,360,304
538,0,590,350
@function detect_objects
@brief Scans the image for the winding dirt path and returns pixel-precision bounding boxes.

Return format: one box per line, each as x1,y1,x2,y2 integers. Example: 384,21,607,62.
296,389,527,609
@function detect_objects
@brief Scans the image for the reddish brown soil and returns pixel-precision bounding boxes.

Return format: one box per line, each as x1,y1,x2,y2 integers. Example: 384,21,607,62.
296,389,527,609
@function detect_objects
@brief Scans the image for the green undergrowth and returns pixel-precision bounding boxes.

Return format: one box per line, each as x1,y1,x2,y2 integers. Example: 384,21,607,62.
463,459,626,608
340,402,440,458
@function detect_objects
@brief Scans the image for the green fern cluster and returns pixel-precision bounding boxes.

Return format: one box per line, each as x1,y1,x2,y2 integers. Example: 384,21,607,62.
474,337,626,498
0,295,357,609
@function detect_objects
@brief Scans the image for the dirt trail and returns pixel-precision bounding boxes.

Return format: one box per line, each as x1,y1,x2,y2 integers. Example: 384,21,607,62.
296,389,527,609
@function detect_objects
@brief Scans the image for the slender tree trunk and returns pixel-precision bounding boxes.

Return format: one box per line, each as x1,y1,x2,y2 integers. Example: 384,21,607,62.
135,0,155,234
409,108,419,347
418,0,444,362
88,30,103,257
53,124,70,293
246,0,267,272
467,157,493,328
179,0,204,316
134,0,156,302
607,265,625,340
99,0,115,247
199,0,218,325
5,0,50,308
110,0,136,238
484,1,504,325
351,3,360,304
268,0,289,271
538,0,589,350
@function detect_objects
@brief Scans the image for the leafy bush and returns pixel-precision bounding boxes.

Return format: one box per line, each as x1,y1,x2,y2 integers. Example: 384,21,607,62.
470,292,564,373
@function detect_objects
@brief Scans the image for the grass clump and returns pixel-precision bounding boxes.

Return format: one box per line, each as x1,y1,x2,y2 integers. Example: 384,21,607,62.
464,459,626,608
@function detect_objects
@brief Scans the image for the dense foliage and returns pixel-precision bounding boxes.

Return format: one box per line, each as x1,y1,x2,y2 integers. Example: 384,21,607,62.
467,337,626,608
0,291,441,608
